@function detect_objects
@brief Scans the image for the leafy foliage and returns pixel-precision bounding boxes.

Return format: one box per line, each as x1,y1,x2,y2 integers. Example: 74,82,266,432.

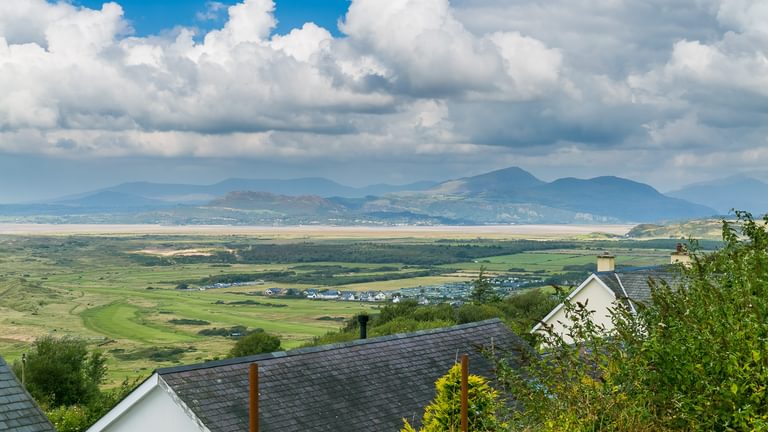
402,363,506,432
469,269,501,305
14,336,106,407
46,378,139,432
500,212,768,431
305,289,558,347
136,240,582,266
229,331,282,358
13,335,139,432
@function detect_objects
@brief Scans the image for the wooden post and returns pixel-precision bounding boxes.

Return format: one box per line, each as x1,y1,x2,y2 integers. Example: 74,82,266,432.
249,363,259,432
461,354,468,432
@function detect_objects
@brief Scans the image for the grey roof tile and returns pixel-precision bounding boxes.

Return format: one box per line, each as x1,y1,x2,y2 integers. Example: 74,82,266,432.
158,319,527,432
595,266,681,306
0,356,56,432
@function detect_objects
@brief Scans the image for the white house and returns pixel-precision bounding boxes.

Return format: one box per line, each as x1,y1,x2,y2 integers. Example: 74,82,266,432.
532,251,683,343
317,290,340,300
87,374,208,432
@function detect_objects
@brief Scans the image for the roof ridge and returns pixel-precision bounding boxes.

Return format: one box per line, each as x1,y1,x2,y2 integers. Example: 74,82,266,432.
157,318,504,375
595,265,678,275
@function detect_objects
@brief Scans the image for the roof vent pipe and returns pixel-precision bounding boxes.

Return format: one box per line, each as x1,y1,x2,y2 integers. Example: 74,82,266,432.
249,363,259,432
358,314,369,340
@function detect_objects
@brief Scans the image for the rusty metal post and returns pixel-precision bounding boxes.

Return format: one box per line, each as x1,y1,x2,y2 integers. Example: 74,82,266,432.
461,354,468,432
249,363,259,432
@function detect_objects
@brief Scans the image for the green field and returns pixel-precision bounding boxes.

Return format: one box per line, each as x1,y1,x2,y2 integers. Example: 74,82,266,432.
446,249,669,273
0,231,694,385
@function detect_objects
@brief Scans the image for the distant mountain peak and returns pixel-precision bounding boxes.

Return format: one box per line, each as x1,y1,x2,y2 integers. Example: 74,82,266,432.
429,166,544,196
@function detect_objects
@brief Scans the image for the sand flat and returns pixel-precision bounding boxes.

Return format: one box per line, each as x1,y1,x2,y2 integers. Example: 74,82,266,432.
0,223,633,239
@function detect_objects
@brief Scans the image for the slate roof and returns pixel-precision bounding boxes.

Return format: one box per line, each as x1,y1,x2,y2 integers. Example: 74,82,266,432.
0,356,56,432
158,319,526,432
595,266,681,305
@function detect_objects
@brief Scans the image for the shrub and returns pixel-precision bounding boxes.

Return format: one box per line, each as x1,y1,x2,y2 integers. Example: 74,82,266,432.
402,363,505,432
229,331,282,358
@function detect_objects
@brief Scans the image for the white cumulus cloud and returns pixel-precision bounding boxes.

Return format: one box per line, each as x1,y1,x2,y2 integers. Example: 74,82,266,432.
1,0,768,190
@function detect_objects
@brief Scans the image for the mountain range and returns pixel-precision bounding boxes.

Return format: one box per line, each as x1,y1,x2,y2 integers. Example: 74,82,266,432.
57,178,437,204
0,167,725,225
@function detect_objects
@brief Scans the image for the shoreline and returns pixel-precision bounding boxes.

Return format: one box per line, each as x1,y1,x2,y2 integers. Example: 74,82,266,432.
0,223,634,237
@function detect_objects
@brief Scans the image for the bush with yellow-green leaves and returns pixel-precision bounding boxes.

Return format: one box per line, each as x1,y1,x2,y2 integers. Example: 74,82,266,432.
402,362,506,432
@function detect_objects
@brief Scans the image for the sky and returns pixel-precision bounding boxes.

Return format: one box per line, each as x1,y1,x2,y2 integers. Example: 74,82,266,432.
1,0,767,202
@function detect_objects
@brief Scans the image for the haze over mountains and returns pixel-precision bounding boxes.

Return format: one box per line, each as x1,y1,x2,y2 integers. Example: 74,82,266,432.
0,167,739,225
667,176,768,215
57,178,438,204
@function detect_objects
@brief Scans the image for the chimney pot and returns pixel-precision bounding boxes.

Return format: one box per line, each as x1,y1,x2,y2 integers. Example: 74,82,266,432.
357,314,369,339
671,244,692,267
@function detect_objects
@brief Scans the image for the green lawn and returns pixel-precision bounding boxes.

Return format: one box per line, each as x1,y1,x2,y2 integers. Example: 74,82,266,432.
81,302,199,344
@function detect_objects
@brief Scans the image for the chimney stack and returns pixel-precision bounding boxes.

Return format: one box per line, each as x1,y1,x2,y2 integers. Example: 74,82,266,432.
357,314,369,339
671,243,692,267
597,252,615,272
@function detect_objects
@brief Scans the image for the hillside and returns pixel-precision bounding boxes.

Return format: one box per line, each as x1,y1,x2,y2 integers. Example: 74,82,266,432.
208,191,347,215
529,176,715,222
627,219,727,239
428,166,545,197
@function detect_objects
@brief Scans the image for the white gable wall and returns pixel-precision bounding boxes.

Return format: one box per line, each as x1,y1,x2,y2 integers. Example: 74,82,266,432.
533,276,617,344
87,374,208,432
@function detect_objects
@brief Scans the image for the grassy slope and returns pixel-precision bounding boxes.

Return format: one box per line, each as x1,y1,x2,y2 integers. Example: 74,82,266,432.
0,232,673,385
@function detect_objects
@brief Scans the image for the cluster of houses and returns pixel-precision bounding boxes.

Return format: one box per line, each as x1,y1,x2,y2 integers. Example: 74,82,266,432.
304,289,389,302
264,277,531,305
0,247,691,432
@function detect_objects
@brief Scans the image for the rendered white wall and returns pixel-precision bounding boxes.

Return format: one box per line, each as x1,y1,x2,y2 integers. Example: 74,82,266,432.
537,279,617,344
102,386,204,432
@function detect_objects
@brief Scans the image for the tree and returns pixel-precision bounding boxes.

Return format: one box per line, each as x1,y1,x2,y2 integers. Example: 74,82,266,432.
14,336,106,407
469,268,500,305
499,212,768,431
229,331,282,358
401,363,505,432
497,288,559,343
46,377,139,432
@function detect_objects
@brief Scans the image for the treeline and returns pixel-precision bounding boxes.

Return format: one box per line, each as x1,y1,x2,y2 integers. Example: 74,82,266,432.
131,238,723,267
132,240,578,266
175,268,442,287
